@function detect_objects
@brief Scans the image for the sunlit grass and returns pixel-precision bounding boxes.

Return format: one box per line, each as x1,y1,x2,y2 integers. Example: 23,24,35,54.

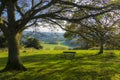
41,43,69,50
0,49,120,80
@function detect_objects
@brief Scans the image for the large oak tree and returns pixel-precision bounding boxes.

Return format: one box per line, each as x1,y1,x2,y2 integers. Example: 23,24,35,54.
0,0,117,71
64,13,120,54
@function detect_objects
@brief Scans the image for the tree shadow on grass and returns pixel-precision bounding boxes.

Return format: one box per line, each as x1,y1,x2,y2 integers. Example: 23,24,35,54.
10,63,117,80
21,54,120,79
21,53,119,71
0,53,120,80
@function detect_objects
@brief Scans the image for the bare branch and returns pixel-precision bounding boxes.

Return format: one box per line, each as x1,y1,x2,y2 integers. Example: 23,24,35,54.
59,0,115,10
15,4,24,17
46,18,93,41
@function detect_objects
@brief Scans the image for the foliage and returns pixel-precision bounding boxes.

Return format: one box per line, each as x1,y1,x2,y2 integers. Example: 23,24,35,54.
105,33,120,50
24,37,43,49
0,35,7,48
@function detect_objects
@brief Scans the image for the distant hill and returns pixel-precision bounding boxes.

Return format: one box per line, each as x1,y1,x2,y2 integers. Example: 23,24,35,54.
22,31,81,48
23,31,65,42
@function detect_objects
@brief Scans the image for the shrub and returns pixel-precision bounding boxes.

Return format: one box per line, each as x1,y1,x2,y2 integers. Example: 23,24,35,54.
24,37,43,49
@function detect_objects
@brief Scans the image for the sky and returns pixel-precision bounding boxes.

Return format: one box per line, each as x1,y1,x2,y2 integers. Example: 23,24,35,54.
25,19,67,33
25,26,65,33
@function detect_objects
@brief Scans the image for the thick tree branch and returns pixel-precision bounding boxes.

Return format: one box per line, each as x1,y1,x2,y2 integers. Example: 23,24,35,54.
6,1,16,27
18,19,38,32
16,0,57,32
0,3,5,16
49,8,113,23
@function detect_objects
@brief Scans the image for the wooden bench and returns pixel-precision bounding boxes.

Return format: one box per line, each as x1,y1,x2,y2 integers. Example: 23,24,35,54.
63,51,76,59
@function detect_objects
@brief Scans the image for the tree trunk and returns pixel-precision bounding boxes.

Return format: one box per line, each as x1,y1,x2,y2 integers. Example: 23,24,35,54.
98,42,104,54
2,33,27,71
17,31,23,48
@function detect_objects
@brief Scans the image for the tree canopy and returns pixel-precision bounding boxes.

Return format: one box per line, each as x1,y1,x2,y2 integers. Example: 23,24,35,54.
64,12,120,54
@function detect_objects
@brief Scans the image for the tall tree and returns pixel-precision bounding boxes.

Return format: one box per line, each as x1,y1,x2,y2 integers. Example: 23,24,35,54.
0,0,117,71
64,12,120,54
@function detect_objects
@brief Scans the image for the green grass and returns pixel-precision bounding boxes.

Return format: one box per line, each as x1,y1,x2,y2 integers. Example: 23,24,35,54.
0,49,120,80
41,43,69,50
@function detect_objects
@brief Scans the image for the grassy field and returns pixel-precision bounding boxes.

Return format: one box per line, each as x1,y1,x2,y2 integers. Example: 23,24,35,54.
0,49,120,80
41,43,69,50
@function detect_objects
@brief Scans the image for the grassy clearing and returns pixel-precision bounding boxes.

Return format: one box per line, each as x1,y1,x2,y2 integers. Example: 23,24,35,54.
41,43,69,50
0,50,120,80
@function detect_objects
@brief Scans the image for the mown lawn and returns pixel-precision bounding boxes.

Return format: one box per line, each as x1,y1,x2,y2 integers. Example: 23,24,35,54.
0,49,120,80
